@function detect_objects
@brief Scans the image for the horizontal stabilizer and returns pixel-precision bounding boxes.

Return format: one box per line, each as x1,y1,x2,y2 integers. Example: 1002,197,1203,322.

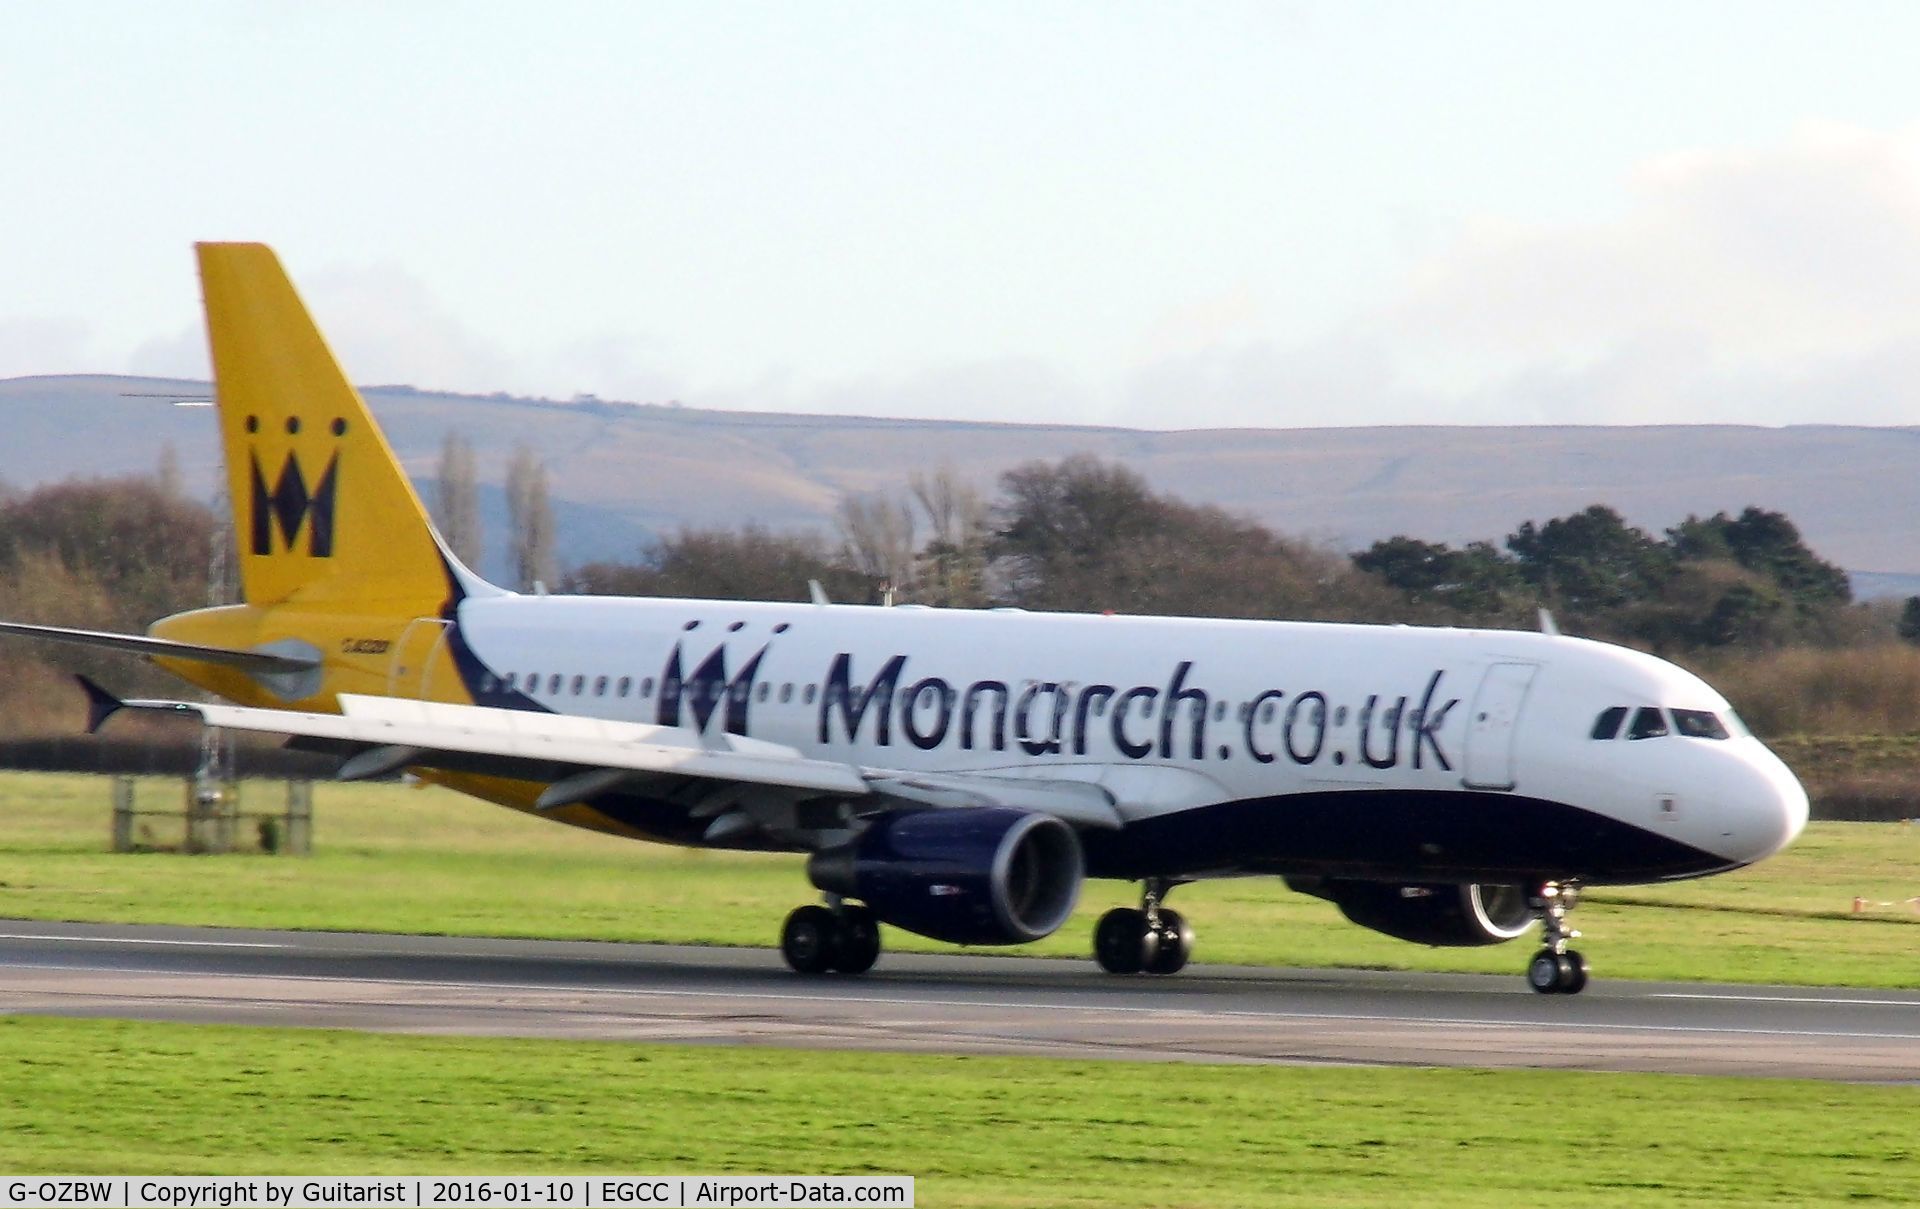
0,620,320,674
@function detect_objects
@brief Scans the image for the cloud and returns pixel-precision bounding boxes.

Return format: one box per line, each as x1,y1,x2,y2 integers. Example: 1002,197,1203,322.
803,357,1101,426
1123,122,1920,428
0,317,93,378
297,262,515,392
120,263,690,406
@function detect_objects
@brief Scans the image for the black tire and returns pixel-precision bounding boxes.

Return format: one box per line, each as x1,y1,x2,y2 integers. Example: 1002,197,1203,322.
830,905,881,975
1561,949,1589,995
1095,907,1149,974
1526,948,1563,994
781,905,838,975
1144,909,1194,975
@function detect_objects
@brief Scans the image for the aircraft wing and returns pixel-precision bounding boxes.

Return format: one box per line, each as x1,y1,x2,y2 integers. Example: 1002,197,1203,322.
88,684,1122,831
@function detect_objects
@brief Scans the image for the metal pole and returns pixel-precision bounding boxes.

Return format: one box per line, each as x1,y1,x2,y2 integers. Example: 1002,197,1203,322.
111,777,133,852
286,780,312,855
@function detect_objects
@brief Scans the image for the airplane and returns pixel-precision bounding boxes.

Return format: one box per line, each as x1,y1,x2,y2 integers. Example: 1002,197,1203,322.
0,243,1809,994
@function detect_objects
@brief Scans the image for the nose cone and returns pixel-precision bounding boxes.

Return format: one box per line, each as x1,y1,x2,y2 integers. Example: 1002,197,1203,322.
1723,743,1810,866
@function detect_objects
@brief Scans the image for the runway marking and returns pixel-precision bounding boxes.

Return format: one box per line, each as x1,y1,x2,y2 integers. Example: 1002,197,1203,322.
0,932,289,949
1653,992,1920,1008
8,960,1920,1044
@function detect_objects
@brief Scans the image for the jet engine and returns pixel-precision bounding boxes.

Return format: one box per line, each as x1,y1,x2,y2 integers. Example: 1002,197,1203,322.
1288,878,1535,947
807,808,1083,946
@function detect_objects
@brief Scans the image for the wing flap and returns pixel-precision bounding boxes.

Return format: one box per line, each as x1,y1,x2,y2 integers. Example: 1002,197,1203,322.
120,693,870,795
863,770,1122,829
99,687,1127,830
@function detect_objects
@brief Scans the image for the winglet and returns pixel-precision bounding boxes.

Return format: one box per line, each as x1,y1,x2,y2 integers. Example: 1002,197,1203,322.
75,675,125,734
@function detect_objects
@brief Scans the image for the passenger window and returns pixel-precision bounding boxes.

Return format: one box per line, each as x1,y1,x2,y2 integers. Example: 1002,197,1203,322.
571,675,585,695
756,683,770,702
617,676,631,697
804,685,818,705
1672,709,1730,740
640,678,654,698
594,676,608,696
780,683,793,703
1591,707,1628,740
1627,707,1669,740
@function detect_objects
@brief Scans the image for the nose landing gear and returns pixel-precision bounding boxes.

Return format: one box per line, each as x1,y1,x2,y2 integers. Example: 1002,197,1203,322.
1525,881,1588,994
1094,878,1195,975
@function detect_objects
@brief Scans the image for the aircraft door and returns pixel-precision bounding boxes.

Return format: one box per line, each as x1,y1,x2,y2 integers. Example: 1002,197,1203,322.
1461,662,1538,791
387,618,451,700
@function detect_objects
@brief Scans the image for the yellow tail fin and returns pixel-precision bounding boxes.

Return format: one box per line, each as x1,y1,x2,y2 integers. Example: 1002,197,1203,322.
198,242,451,609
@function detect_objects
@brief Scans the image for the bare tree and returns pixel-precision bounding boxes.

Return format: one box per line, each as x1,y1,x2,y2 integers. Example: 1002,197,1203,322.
432,430,484,569
908,466,989,607
155,442,184,501
505,444,555,591
835,492,917,602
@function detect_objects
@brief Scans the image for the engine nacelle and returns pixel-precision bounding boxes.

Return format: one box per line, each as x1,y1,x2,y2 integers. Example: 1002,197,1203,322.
1289,878,1535,947
807,808,1084,946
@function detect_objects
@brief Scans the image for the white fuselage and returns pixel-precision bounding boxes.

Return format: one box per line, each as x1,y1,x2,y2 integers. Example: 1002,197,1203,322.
443,594,1808,886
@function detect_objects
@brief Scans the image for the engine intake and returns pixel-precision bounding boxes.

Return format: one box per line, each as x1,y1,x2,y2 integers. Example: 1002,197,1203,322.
1289,878,1534,947
808,808,1083,945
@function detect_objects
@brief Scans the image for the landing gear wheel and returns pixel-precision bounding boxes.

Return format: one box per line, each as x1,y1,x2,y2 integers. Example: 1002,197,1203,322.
829,905,881,974
1144,908,1194,976
1560,949,1589,994
1523,881,1588,994
1527,949,1564,994
781,905,837,975
1095,907,1154,974
1526,947,1590,994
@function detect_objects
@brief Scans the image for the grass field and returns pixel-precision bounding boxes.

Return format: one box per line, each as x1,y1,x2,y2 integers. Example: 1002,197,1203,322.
1,1015,1915,1206
2,771,1918,986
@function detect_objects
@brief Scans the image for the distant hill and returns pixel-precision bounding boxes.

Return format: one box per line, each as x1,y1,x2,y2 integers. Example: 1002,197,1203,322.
6,374,1919,597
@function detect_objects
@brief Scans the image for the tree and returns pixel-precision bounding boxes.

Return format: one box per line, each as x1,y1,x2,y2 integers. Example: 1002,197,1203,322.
504,444,555,592
835,493,917,602
1899,597,1920,645
0,477,215,627
1507,505,1673,614
990,455,1167,610
1668,508,1850,614
990,454,1392,620
1352,536,1528,620
908,466,990,607
566,524,872,603
155,442,184,501
433,430,484,570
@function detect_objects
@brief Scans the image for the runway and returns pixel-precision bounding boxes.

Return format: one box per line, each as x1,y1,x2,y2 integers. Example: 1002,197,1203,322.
3,919,1918,1082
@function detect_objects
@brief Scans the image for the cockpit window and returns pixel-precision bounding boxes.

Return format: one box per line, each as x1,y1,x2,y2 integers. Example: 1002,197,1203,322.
1590,706,1628,740
1626,707,1669,740
1672,709,1730,740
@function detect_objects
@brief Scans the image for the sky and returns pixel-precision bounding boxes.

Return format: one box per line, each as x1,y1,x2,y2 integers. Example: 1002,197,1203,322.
4,1,1920,429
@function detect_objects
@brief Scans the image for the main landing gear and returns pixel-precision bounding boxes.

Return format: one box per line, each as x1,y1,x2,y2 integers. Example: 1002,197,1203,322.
1094,878,1195,975
781,900,881,975
1525,881,1589,995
